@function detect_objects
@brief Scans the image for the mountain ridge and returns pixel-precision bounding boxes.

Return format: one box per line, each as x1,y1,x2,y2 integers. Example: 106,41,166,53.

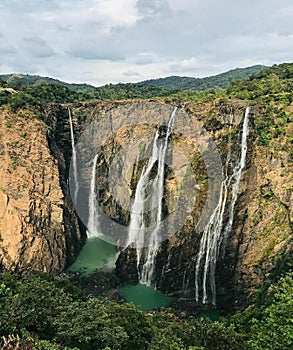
0,73,95,91
140,65,266,90
0,65,266,92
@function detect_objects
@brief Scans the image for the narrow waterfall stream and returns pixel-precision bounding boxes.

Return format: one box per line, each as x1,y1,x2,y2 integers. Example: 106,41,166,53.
222,107,250,244
87,155,100,238
68,108,79,203
127,107,177,285
68,154,116,274
195,107,250,305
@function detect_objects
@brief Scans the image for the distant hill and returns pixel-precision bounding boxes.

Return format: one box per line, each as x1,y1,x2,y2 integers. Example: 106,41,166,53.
140,65,266,90
1,65,266,93
0,73,95,91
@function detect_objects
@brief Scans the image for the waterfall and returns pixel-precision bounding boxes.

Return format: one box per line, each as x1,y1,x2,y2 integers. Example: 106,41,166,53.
87,155,101,238
68,108,79,203
222,106,250,243
195,107,250,305
127,107,177,285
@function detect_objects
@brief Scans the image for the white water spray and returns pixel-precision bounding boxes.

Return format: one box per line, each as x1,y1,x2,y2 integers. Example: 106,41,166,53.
127,107,177,285
195,107,250,305
68,108,79,202
223,106,250,242
87,155,101,238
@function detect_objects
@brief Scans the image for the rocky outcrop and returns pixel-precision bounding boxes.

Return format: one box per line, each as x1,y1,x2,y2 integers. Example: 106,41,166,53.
0,106,82,274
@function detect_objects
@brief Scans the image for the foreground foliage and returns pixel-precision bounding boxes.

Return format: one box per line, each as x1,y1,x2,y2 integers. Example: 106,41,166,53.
0,271,292,350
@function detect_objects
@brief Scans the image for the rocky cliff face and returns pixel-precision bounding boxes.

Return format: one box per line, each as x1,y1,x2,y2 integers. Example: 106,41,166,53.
0,98,292,312
66,100,292,311
0,106,82,274
230,103,293,307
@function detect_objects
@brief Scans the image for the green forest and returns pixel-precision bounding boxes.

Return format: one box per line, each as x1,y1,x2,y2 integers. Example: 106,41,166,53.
0,271,292,350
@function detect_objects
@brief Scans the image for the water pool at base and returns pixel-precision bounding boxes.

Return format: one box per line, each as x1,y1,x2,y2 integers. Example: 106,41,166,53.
119,284,173,311
68,237,117,275
68,238,173,310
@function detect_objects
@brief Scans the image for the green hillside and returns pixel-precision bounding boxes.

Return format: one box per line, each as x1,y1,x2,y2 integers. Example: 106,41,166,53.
0,63,292,111
0,73,94,91
1,65,266,98
141,65,266,90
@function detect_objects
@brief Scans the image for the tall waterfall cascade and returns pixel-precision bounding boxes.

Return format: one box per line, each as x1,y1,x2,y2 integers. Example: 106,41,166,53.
195,107,250,305
68,108,79,203
127,107,178,286
68,108,101,238
87,155,101,238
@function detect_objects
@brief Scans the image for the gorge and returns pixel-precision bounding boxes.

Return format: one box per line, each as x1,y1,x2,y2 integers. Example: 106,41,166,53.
0,66,292,317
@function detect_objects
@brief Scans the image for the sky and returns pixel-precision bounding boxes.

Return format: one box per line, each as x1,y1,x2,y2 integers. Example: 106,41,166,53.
0,0,292,86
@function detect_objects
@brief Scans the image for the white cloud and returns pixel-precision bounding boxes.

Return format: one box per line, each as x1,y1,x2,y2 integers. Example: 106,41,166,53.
98,0,139,27
0,37,16,55
170,57,200,72
123,70,141,77
23,36,55,58
0,0,292,84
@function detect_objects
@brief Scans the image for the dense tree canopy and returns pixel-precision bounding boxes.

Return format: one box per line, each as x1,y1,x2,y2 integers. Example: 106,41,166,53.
0,271,292,349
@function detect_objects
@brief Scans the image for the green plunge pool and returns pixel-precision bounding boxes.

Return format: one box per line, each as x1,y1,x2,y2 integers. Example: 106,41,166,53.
119,284,173,311
68,236,117,275
68,237,173,311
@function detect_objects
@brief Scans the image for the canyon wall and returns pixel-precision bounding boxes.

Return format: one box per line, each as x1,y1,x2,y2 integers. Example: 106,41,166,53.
0,106,82,274
0,100,292,311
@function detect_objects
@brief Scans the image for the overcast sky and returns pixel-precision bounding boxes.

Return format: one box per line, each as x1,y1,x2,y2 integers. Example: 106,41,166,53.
0,0,292,85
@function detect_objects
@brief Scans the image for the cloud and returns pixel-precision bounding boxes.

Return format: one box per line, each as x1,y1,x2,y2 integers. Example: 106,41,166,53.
23,36,55,58
278,30,293,37
134,53,157,65
0,0,292,84
67,41,125,61
98,0,139,28
123,70,141,77
0,37,16,55
0,0,59,14
136,0,172,18
170,57,200,72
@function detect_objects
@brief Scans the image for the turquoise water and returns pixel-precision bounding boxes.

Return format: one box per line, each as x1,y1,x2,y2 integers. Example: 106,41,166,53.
68,237,117,275
68,238,173,311
119,284,173,311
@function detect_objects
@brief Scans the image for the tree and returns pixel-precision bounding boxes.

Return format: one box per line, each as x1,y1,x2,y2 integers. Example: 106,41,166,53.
54,299,129,350
247,272,293,350
11,275,74,338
